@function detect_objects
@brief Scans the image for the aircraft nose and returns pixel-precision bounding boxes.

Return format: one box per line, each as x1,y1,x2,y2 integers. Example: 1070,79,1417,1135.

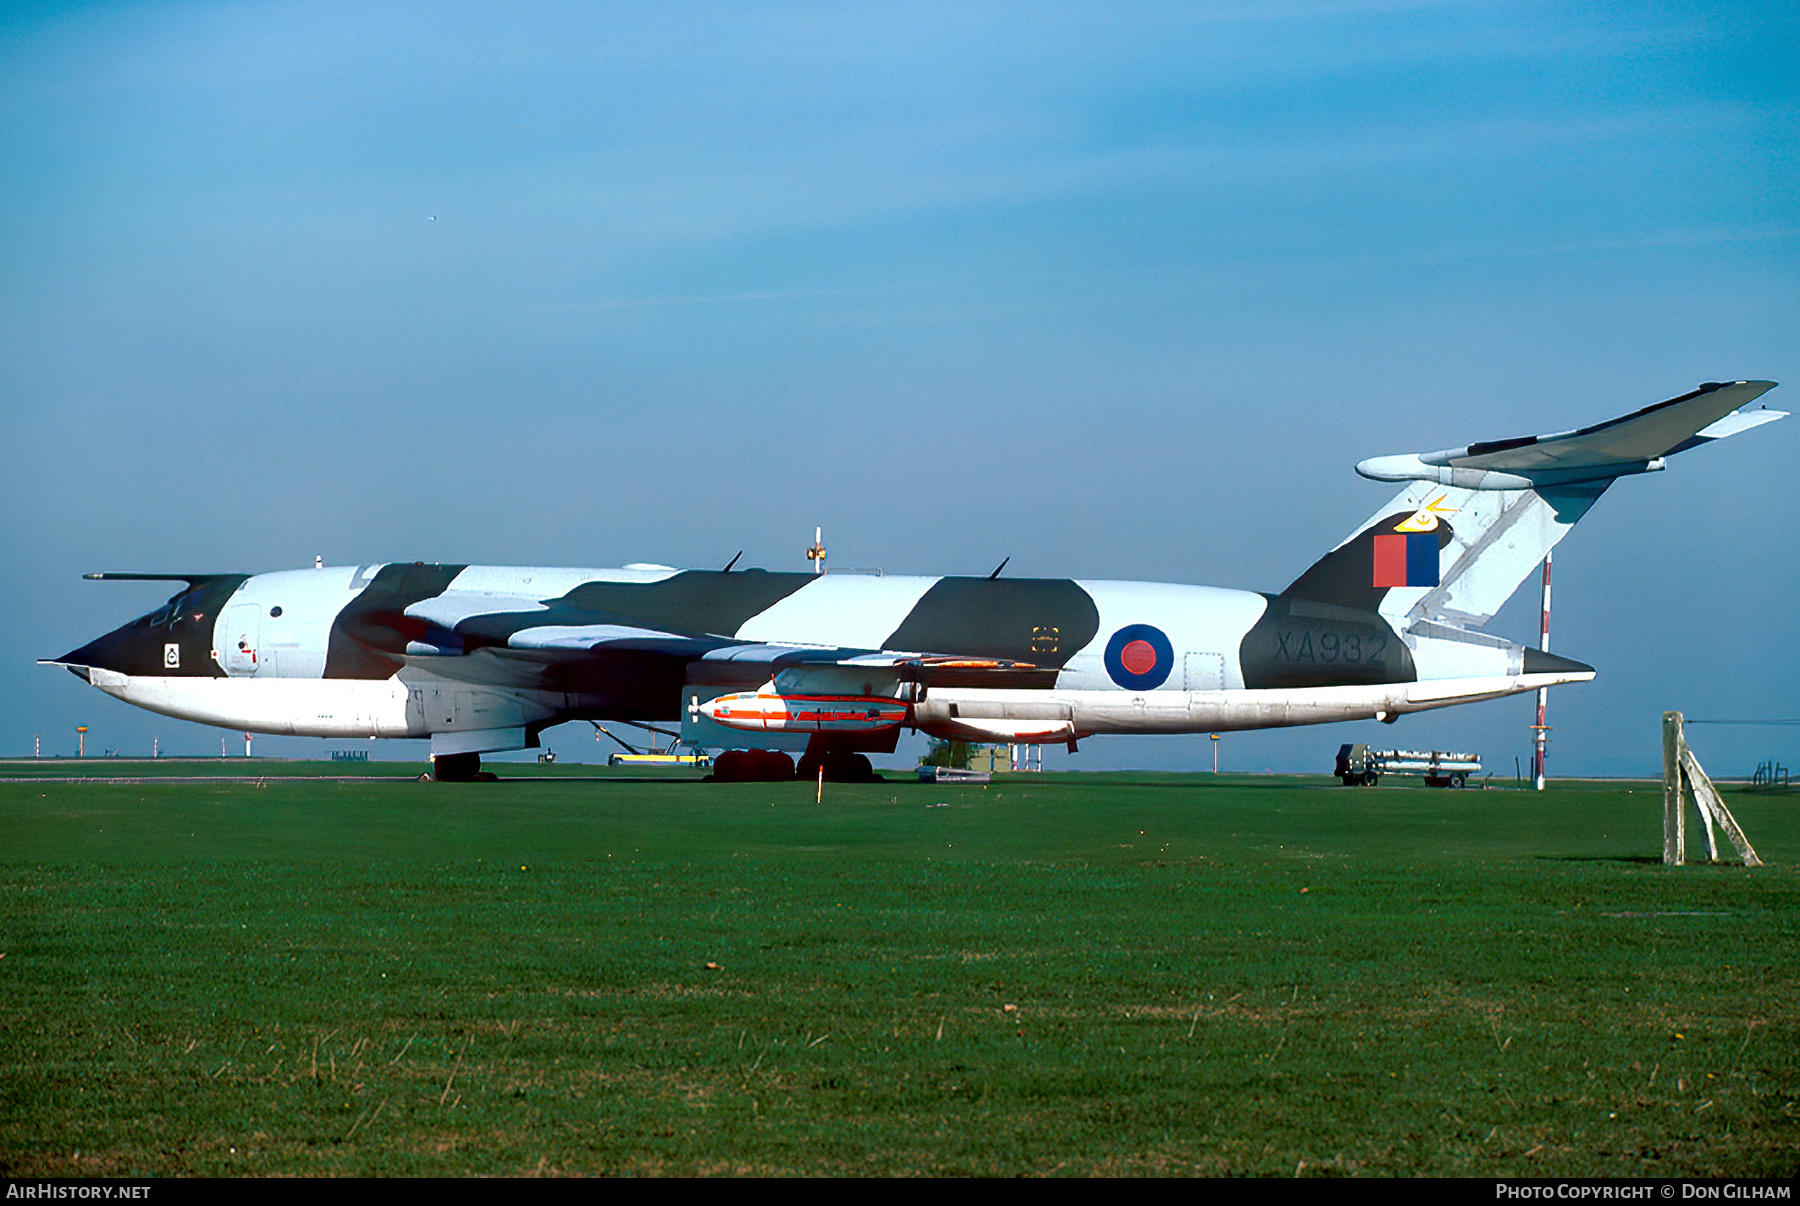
57,613,191,676
51,575,248,678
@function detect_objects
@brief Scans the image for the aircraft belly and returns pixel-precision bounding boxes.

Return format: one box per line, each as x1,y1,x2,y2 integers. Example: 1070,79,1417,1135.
87,670,413,737
401,678,562,736
918,672,1587,737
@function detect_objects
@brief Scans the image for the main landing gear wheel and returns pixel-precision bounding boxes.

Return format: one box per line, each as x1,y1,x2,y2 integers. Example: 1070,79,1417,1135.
797,752,877,782
430,752,498,782
711,750,796,782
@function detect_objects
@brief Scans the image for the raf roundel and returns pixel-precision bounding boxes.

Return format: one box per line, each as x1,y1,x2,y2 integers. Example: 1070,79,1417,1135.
1104,624,1174,690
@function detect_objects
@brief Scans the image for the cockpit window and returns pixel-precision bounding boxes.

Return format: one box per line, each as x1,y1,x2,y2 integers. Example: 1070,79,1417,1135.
147,587,209,629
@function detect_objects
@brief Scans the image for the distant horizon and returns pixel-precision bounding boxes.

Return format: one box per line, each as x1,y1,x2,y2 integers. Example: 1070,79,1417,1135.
0,748,1698,783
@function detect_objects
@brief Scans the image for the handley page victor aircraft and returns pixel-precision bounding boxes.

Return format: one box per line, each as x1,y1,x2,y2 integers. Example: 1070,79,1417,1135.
48,381,1784,781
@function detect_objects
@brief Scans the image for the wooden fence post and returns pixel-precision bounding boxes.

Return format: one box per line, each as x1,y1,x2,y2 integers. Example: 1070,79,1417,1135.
1663,711,1762,867
1663,712,1685,865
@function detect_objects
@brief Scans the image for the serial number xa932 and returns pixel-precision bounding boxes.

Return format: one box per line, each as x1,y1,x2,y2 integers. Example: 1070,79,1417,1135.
1238,606,1413,689
1270,628,1387,666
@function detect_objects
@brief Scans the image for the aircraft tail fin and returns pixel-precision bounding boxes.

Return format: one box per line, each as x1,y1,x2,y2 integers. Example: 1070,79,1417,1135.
1282,380,1782,628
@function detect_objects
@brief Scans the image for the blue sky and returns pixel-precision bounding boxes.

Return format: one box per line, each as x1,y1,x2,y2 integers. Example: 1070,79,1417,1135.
3,1,1794,775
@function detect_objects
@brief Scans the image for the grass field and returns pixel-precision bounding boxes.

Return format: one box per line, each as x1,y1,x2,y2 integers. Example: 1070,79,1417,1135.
1,765,1795,1177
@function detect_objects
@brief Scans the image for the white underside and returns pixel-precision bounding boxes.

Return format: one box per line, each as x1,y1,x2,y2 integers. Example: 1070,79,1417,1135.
88,669,415,738
916,672,1592,740
82,667,1590,746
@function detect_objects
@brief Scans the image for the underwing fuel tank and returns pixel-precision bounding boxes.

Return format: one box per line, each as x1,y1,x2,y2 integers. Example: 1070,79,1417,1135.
697,692,909,734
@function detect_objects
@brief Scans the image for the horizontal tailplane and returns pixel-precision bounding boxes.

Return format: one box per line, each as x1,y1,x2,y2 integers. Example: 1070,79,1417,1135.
1284,380,1782,628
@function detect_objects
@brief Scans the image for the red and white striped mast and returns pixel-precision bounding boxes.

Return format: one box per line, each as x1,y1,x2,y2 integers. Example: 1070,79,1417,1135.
1531,550,1552,791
